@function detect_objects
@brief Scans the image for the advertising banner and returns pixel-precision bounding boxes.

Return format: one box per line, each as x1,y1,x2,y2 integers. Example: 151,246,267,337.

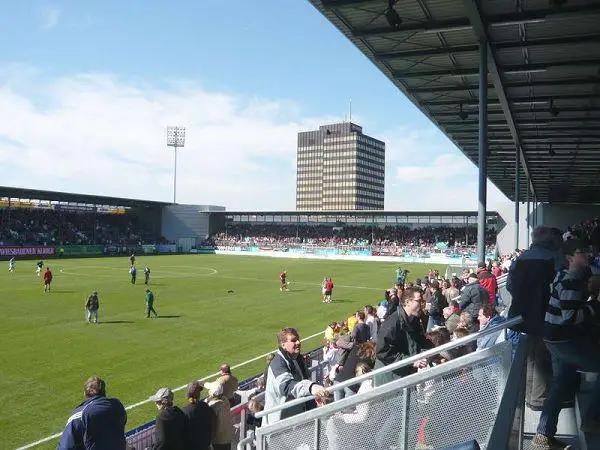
0,246,56,257
141,244,157,254
156,244,177,253
56,245,104,256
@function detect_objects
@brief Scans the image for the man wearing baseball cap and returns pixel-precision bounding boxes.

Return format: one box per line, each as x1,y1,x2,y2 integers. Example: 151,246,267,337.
149,387,188,449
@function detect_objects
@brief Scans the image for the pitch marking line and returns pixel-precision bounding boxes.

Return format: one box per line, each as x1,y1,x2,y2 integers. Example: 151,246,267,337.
16,330,322,449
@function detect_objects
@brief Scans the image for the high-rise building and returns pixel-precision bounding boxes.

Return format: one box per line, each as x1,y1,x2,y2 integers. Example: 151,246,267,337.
296,122,385,210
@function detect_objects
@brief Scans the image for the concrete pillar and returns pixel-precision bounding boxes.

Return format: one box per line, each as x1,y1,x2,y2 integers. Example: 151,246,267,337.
477,42,488,263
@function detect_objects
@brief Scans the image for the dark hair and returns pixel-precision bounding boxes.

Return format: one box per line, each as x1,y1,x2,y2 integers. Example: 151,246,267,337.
562,238,589,256
478,305,497,319
401,287,421,305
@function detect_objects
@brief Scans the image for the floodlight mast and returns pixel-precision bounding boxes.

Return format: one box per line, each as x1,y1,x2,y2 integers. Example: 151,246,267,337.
166,126,186,204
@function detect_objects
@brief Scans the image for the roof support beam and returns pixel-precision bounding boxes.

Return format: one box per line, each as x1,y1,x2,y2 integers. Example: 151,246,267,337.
346,4,600,37
410,77,600,93
423,93,600,106
393,59,600,79
378,34,600,60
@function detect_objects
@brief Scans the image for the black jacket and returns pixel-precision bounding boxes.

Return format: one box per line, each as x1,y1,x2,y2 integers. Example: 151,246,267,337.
376,307,432,378
429,290,448,323
458,283,489,320
152,406,188,450
181,401,215,450
507,243,558,335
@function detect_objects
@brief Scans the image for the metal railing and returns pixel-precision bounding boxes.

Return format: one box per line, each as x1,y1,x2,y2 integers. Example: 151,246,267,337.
255,315,520,422
255,340,516,449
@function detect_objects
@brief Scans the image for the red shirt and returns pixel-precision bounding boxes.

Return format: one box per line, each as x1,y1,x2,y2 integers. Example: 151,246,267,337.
492,267,503,278
326,280,334,291
280,272,286,282
43,270,53,282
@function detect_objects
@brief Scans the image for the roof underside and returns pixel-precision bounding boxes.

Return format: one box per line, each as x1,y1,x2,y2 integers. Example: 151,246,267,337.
0,186,169,208
308,0,600,203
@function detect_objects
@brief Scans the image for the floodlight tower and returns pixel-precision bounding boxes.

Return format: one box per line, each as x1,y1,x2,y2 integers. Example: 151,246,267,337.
166,126,186,204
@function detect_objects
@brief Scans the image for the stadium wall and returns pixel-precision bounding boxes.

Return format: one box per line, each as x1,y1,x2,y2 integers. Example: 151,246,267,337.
160,204,225,250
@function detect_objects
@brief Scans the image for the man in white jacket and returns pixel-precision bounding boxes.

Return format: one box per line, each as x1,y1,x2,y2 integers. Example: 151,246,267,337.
263,327,325,426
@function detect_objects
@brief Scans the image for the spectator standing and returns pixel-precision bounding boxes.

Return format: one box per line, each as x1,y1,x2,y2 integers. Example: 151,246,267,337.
204,382,233,450
263,327,325,425
458,273,489,328
533,239,600,448
427,280,448,331
477,262,498,305
182,381,215,450
375,287,433,386
149,387,188,450
507,226,564,412
364,305,378,342
351,311,371,343
217,363,239,406
144,265,151,284
129,266,137,284
57,376,127,450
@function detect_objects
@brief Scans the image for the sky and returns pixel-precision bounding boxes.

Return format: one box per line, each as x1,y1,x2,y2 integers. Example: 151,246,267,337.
0,0,510,211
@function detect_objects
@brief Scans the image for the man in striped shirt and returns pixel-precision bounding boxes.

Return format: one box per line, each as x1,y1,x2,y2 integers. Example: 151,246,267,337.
534,239,600,449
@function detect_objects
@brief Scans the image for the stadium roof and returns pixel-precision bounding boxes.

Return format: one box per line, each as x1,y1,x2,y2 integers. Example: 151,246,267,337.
0,186,170,208
219,210,499,217
308,0,600,203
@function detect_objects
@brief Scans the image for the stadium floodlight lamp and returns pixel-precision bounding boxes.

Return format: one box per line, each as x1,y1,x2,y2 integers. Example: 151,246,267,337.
166,126,186,204
167,126,186,148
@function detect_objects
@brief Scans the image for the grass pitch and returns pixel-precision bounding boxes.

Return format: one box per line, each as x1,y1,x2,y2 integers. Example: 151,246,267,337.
1,254,447,449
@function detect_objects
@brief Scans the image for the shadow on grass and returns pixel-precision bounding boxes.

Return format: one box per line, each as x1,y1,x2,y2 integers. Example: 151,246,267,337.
155,315,181,319
328,299,352,303
49,290,77,294
99,320,135,324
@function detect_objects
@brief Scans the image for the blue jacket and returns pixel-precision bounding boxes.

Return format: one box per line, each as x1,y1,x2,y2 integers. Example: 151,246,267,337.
477,315,507,350
57,395,127,450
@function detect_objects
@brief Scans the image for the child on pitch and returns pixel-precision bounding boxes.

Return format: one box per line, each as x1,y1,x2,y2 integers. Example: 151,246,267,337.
8,257,15,272
36,260,44,276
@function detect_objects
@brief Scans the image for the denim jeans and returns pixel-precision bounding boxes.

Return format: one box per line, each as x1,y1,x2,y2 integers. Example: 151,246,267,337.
537,339,600,436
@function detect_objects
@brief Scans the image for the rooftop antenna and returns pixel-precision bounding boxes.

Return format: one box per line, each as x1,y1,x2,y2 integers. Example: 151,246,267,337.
349,98,352,123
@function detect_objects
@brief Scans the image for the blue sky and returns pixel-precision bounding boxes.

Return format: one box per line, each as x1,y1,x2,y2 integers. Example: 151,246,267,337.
0,0,509,211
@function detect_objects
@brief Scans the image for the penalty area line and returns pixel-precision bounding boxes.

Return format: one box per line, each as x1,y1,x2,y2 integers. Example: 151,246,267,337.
16,329,322,449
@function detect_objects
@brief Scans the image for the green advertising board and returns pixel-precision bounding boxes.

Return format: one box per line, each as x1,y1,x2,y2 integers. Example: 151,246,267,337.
56,245,105,256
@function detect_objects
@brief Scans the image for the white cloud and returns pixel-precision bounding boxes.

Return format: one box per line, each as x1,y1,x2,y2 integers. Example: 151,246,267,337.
396,153,473,182
39,7,61,30
0,67,512,212
0,69,339,210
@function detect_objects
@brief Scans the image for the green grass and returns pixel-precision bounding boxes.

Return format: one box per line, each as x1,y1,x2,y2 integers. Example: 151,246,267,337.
0,254,446,449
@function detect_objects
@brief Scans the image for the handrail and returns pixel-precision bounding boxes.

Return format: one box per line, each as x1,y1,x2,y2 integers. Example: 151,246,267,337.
486,334,528,450
237,430,255,450
255,315,521,419
255,341,512,440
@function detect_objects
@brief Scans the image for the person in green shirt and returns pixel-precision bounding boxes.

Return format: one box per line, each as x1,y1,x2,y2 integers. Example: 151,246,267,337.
145,289,158,318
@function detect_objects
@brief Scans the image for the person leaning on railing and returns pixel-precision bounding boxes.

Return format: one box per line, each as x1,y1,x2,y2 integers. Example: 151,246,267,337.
262,327,325,426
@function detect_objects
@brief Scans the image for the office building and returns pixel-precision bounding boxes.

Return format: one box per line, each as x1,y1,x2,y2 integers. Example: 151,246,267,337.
296,122,385,210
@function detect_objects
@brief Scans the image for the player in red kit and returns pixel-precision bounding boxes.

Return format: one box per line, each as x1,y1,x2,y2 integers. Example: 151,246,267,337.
280,271,288,292
324,278,334,303
43,267,53,293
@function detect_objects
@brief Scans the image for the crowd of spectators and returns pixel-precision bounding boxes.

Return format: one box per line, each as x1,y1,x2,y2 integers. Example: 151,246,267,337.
0,208,162,247
212,224,498,256
53,216,600,449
